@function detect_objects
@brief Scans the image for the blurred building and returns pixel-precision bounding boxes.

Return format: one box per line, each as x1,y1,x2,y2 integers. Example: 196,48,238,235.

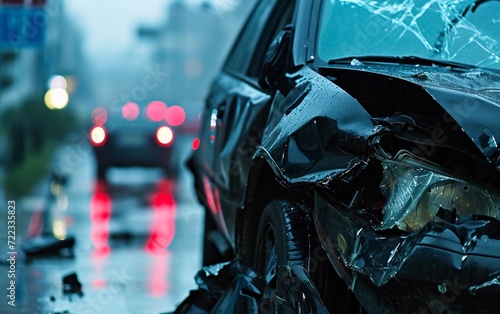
0,0,84,166
139,0,256,119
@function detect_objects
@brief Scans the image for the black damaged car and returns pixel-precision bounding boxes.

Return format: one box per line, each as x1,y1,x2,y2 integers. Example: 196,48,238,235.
185,0,500,312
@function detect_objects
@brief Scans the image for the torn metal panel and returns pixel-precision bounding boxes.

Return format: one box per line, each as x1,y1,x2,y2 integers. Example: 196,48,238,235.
196,72,273,243
469,276,500,294
256,65,381,186
258,64,500,190
322,64,500,167
174,260,264,314
314,191,500,312
425,86,500,166
276,264,329,314
211,75,272,195
175,259,330,314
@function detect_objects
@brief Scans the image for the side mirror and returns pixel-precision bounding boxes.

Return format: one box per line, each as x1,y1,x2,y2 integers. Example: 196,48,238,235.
259,26,293,91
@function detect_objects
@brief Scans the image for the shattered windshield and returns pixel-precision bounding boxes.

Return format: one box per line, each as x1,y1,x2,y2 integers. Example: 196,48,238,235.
318,0,500,70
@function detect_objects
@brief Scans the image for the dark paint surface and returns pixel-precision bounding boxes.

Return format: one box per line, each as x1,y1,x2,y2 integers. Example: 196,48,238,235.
323,63,500,166
314,192,500,313
189,62,500,312
186,1,500,312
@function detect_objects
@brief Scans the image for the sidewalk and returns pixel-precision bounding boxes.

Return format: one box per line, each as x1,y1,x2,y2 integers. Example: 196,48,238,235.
0,152,50,263
0,134,80,259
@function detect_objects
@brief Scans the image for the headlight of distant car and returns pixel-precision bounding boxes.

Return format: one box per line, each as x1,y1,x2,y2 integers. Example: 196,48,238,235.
377,154,500,232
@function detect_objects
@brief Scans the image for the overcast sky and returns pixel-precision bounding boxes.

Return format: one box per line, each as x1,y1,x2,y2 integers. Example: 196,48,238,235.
66,0,167,59
65,0,239,61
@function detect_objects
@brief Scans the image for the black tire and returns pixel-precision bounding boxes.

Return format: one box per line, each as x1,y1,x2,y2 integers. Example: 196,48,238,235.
254,200,311,311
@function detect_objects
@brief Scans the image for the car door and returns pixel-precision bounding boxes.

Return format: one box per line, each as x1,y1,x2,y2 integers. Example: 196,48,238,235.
197,0,297,243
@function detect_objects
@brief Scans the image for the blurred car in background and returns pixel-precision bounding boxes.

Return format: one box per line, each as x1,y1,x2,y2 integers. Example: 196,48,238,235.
186,0,500,313
89,100,184,179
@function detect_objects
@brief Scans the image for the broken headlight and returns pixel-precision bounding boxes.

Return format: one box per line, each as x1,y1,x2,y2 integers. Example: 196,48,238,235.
377,156,500,232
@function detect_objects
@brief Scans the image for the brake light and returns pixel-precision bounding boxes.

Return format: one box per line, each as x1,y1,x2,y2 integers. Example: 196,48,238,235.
90,126,107,146
92,107,108,125
165,105,186,126
156,126,174,146
147,101,167,122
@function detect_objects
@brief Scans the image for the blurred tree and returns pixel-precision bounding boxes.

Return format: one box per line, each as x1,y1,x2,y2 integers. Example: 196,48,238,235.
1,93,77,196
0,52,18,88
1,93,76,163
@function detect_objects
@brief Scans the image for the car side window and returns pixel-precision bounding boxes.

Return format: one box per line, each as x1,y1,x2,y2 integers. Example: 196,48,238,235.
224,0,278,75
246,1,296,79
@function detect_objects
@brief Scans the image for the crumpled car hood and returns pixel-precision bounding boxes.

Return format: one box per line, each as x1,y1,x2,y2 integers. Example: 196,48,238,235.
326,63,500,166
258,64,500,190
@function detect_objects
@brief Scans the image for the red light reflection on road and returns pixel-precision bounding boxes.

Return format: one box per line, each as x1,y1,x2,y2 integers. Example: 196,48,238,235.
146,179,176,297
146,179,177,254
147,251,171,297
90,180,111,257
92,278,106,289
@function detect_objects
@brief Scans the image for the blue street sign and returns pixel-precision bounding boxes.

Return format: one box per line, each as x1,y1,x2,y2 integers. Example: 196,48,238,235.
0,6,46,50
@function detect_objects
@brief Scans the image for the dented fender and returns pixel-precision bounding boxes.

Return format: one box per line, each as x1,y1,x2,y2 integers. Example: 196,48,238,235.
255,66,382,187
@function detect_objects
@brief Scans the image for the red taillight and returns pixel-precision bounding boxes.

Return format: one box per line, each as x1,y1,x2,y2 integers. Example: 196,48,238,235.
90,126,107,146
165,105,185,126
147,101,167,122
92,107,108,125
156,126,174,146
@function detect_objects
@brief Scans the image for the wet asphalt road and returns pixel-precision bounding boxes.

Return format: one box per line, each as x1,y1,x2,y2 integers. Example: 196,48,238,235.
0,135,204,313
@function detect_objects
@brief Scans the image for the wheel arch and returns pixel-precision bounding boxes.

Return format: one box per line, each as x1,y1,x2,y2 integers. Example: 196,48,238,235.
237,155,308,263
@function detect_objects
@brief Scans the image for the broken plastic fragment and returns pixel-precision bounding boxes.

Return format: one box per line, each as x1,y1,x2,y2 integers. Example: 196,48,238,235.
22,234,75,257
175,260,264,313
62,272,83,296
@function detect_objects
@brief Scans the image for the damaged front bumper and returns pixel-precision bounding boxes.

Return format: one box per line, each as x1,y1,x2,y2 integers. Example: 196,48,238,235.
314,192,500,313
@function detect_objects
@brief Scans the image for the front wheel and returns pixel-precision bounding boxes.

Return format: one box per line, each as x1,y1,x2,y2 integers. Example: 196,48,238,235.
254,200,311,312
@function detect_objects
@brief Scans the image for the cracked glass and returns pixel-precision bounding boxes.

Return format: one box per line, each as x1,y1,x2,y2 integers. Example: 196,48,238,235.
318,0,500,70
